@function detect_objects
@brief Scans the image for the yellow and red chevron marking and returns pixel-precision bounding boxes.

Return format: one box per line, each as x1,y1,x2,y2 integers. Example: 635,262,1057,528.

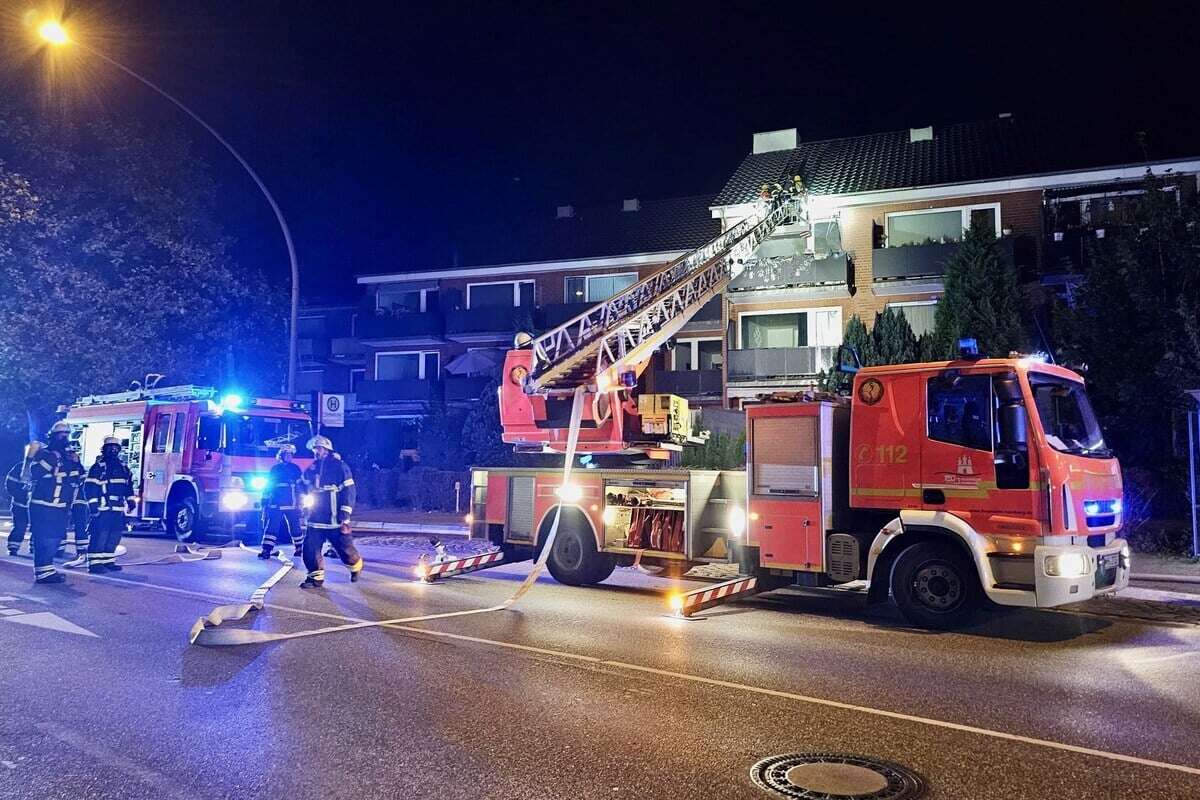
679,575,758,616
423,550,504,580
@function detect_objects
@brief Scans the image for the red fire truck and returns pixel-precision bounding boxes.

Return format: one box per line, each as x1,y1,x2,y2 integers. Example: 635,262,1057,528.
61,385,313,541
477,191,1130,628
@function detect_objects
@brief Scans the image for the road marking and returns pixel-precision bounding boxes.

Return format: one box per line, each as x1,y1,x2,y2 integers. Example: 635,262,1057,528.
0,609,98,637
3,555,1199,778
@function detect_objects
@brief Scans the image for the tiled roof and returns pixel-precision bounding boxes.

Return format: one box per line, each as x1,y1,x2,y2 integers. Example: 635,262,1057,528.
454,194,721,268
713,116,1185,206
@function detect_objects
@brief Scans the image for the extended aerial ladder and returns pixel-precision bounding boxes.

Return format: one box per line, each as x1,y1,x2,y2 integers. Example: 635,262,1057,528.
500,187,809,454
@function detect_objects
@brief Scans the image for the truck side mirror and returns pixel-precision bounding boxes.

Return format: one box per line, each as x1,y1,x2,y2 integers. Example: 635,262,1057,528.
836,345,861,374
998,402,1027,446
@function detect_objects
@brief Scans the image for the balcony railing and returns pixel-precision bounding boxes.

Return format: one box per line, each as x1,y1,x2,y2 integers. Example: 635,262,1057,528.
727,346,838,381
653,368,723,398
355,379,440,403
873,237,1015,282
356,312,444,341
730,253,851,291
445,305,536,336
329,337,365,357
542,302,593,328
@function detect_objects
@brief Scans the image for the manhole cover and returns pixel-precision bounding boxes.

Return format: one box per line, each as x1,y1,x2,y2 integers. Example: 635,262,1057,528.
751,753,925,799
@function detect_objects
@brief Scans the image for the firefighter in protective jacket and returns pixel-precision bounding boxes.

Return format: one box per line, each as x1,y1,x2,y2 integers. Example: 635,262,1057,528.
26,423,84,583
259,443,304,559
66,443,90,559
4,442,37,557
299,435,362,587
83,437,134,573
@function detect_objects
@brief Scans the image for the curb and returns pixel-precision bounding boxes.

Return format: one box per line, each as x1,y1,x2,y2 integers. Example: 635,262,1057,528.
1130,573,1200,585
352,522,469,537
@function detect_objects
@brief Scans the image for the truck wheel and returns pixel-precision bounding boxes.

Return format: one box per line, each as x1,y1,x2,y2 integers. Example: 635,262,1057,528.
167,496,198,543
546,525,603,586
890,541,980,629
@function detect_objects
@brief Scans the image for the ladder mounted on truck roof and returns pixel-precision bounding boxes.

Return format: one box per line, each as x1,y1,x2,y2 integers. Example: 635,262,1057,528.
71,385,218,408
526,191,808,393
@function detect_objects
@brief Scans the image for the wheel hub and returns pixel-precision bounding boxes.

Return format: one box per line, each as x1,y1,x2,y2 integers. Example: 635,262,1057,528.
913,563,962,611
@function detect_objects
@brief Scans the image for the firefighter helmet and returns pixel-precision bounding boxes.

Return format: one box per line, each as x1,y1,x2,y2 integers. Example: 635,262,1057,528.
103,436,122,447
277,443,297,459
308,435,334,451
49,421,70,434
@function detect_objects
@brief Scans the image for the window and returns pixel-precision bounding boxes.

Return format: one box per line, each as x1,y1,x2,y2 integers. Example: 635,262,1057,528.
376,351,439,380
152,416,171,453
927,374,992,451
887,301,938,337
886,205,1000,247
738,308,842,349
742,313,805,348
376,285,434,314
350,369,365,393
565,273,638,303
467,281,533,309
1029,374,1110,457
223,415,314,459
170,412,186,454
674,338,723,370
811,220,842,258
752,415,819,496
198,417,222,450
297,316,324,338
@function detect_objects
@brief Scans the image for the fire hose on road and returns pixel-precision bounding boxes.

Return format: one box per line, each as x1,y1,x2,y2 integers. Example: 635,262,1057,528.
188,386,587,647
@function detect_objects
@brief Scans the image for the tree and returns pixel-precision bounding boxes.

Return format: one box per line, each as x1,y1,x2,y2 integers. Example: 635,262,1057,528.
932,215,1025,358
1057,173,1200,520
460,379,518,467
871,306,918,365
681,431,745,470
417,399,466,470
0,105,287,434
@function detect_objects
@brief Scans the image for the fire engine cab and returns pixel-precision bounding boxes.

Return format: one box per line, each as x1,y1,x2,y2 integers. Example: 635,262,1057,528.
61,385,314,541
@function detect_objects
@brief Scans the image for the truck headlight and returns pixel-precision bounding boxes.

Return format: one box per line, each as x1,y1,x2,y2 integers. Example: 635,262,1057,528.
1045,552,1090,578
301,494,315,509
727,506,747,537
221,490,249,511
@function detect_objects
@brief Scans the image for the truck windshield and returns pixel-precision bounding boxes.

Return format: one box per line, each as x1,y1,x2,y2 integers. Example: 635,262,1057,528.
1029,374,1110,458
223,413,313,458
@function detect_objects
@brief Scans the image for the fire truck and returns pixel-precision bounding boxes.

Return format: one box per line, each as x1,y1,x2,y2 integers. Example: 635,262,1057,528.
473,189,1130,628
61,385,314,541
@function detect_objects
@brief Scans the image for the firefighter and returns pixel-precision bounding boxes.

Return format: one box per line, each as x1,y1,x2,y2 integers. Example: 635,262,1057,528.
26,422,84,584
298,435,362,588
66,442,91,559
83,436,134,573
259,443,304,559
5,443,37,557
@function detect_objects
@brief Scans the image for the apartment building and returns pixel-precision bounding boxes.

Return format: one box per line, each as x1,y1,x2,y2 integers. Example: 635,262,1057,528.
697,116,1200,407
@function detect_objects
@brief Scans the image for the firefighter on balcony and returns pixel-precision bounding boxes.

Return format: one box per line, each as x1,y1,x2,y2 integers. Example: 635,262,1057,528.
26,422,84,583
259,443,304,559
83,437,134,573
5,443,38,557
66,442,91,559
299,435,362,588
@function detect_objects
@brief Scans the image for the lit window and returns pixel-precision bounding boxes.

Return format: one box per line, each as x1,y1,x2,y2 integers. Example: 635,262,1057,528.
886,205,1000,247
565,273,637,303
886,301,938,337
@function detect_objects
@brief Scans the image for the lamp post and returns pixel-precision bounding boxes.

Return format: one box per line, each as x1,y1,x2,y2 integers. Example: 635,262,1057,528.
34,19,301,399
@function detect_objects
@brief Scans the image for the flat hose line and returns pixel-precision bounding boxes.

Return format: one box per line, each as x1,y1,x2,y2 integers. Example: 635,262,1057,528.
189,386,588,646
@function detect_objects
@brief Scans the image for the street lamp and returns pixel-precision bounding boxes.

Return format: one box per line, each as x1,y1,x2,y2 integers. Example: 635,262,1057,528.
33,15,302,399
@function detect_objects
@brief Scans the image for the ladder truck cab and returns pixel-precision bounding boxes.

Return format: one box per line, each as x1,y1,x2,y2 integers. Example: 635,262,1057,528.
488,186,1130,628
61,385,314,541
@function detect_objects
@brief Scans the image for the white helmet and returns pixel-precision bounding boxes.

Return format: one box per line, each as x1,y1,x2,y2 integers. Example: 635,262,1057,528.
308,435,333,451
49,421,70,434
277,443,297,459
103,436,122,447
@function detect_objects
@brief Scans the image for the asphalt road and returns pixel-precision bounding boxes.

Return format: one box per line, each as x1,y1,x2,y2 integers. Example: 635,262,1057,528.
1,532,1199,800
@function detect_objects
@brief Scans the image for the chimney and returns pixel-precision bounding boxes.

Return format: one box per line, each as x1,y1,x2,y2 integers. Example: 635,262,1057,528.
909,126,934,143
752,128,798,154
556,205,575,219
622,198,640,212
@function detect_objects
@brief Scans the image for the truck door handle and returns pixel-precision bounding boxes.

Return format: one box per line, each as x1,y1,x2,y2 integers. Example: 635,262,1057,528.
923,489,945,504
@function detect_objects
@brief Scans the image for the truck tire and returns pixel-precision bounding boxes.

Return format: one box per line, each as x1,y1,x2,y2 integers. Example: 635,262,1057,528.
166,496,199,543
546,524,610,586
890,540,980,629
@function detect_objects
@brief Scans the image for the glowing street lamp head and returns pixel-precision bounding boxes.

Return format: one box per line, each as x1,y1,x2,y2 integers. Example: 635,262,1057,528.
38,20,70,46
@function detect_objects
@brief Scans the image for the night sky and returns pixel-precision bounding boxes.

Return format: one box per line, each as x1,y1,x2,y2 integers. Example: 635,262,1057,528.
7,1,1199,301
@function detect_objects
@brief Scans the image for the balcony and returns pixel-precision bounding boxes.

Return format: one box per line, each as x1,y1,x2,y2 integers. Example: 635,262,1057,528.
542,302,593,329
355,379,440,404
297,337,329,362
445,305,536,342
329,337,365,359
730,253,851,292
727,347,838,382
356,313,444,344
873,237,1015,283
679,296,723,332
445,375,493,402
653,369,723,399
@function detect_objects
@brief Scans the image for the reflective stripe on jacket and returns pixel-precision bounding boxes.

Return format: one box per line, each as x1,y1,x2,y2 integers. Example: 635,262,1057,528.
302,454,355,529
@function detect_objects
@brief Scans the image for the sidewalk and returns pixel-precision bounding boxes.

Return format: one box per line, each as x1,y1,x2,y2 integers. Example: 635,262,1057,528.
1129,551,1200,596
351,509,469,537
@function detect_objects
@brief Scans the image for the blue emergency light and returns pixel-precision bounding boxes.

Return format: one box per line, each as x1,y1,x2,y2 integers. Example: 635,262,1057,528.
957,338,979,357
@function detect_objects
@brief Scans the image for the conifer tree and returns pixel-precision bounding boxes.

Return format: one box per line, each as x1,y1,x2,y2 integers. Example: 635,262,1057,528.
932,216,1025,357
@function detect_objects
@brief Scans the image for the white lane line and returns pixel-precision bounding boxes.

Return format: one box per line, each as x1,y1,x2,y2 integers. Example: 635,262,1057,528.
4,556,1199,778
